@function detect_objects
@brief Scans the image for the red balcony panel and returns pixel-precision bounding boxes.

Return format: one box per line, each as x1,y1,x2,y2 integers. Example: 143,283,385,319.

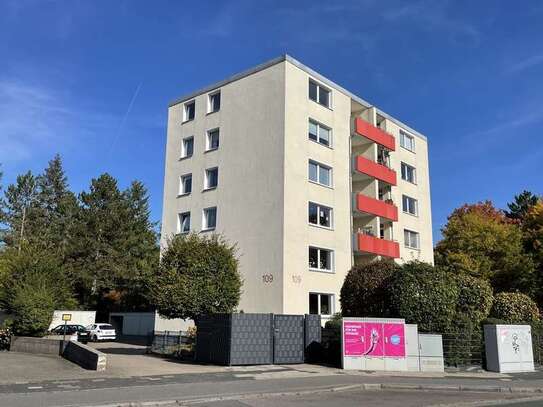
354,118,395,151
357,234,400,258
355,156,397,186
356,194,398,221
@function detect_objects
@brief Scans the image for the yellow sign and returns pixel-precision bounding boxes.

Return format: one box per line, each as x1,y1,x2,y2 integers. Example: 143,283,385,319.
62,314,72,322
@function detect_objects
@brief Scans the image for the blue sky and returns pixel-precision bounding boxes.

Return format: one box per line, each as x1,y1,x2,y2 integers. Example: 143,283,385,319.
1,0,542,241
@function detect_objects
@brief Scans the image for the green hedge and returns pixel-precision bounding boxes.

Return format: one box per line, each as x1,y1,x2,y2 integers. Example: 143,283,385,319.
455,274,493,324
490,292,540,323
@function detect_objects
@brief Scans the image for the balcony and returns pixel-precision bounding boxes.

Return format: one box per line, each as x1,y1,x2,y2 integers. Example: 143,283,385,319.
356,194,398,221
357,233,400,258
355,156,397,186
354,118,395,151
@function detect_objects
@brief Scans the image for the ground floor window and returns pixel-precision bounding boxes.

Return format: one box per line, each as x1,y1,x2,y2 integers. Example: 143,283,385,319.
309,293,334,315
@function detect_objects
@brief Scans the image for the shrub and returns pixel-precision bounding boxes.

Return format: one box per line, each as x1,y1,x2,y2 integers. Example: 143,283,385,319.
490,292,540,324
324,313,342,330
151,233,242,321
0,326,11,350
389,262,458,332
340,259,398,318
454,274,493,324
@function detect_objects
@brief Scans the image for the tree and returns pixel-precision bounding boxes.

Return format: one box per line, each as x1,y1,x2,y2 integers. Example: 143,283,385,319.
340,259,398,318
1,246,77,336
151,233,242,321
65,174,158,316
506,191,540,223
388,262,459,332
435,201,536,297
0,171,39,251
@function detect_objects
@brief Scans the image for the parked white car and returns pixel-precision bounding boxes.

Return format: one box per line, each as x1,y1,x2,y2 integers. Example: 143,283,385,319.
86,323,117,342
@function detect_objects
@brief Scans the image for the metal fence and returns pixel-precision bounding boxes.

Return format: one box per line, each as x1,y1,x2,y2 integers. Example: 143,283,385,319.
150,330,195,359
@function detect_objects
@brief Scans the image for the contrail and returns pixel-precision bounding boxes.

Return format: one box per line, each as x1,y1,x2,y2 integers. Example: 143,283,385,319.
108,82,142,158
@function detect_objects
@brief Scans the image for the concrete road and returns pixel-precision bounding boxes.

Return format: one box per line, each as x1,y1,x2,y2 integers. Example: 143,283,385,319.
0,373,540,407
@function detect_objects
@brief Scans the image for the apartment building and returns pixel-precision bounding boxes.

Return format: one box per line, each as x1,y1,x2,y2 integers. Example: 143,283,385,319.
161,55,433,320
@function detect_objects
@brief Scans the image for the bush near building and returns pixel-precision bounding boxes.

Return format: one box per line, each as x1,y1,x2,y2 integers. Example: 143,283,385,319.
454,274,494,324
490,292,541,324
150,233,242,321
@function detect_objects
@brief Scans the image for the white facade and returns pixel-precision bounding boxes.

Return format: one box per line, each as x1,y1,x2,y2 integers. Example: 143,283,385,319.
161,55,433,320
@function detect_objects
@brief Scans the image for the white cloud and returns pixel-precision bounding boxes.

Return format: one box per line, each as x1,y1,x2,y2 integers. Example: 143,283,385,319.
506,54,543,74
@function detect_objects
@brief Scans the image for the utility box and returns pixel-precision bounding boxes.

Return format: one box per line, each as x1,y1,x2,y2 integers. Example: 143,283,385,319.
484,325,534,373
419,334,444,372
405,324,420,372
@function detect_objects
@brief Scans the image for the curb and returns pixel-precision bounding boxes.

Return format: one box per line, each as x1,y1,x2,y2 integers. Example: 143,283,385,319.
82,382,543,406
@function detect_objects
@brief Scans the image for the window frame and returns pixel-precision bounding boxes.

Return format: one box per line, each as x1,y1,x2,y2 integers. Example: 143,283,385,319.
203,167,218,190
178,173,192,196
308,246,334,273
309,292,334,316
181,136,194,159
207,90,221,114
183,100,195,123
178,211,191,234
400,130,416,152
308,79,332,108
308,201,333,229
401,162,417,184
402,194,418,216
308,160,333,188
206,128,220,152
404,229,420,249
308,119,332,148
202,206,217,231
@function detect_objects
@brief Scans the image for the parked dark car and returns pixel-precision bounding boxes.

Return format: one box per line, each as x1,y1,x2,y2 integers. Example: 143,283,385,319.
49,324,90,343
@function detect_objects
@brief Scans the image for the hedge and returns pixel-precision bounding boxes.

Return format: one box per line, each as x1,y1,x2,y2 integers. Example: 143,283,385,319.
490,292,540,323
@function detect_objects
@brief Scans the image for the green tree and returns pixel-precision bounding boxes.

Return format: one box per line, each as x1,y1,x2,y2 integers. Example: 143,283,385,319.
151,233,242,321
340,259,398,318
65,174,158,316
0,171,39,251
435,201,536,297
454,274,493,324
389,262,458,332
506,191,540,223
1,246,77,336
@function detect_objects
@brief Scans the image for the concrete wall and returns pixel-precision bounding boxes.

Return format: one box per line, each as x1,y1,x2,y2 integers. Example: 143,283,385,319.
282,61,353,319
110,312,195,335
10,336,64,355
162,63,286,313
63,340,107,371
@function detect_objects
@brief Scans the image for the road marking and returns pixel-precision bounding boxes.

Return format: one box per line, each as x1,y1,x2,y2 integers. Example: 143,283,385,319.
147,377,162,381
162,375,174,378
92,379,106,382
27,386,43,390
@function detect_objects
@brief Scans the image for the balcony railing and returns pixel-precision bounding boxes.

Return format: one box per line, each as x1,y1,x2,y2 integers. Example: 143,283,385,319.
356,232,400,258
354,118,396,151
356,194,398,221
355,156,397,186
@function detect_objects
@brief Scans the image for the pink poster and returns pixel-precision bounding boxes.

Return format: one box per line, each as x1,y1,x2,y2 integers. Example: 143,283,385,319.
383,323,406,357
343,322,365,356
363,322,384,357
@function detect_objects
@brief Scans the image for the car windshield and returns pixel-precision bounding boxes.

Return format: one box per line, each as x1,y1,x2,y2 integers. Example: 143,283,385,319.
99,324,114,329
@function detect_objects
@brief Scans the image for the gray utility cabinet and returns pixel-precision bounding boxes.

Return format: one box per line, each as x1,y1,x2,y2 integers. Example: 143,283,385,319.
484,325,534,373
196,313,321,366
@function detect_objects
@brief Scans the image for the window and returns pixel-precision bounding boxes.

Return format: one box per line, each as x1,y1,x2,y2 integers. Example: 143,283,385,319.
309,246,333,272
309,80,331,108
400,130,415,152
206,128,220,151
208,91,221,113
308,120,331,147
183,100,195,122
402,195,418,216
204,167,218,190
308,160,332,187
309,293,333,315
179,174,192,195
203,207,217,230
178,212,190,233
404,229,420,249
181,137,194,158
401,162,416,184
308,202,332,228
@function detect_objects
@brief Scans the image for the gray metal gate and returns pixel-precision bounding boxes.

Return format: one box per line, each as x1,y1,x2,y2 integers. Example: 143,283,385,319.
273,315,305,364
